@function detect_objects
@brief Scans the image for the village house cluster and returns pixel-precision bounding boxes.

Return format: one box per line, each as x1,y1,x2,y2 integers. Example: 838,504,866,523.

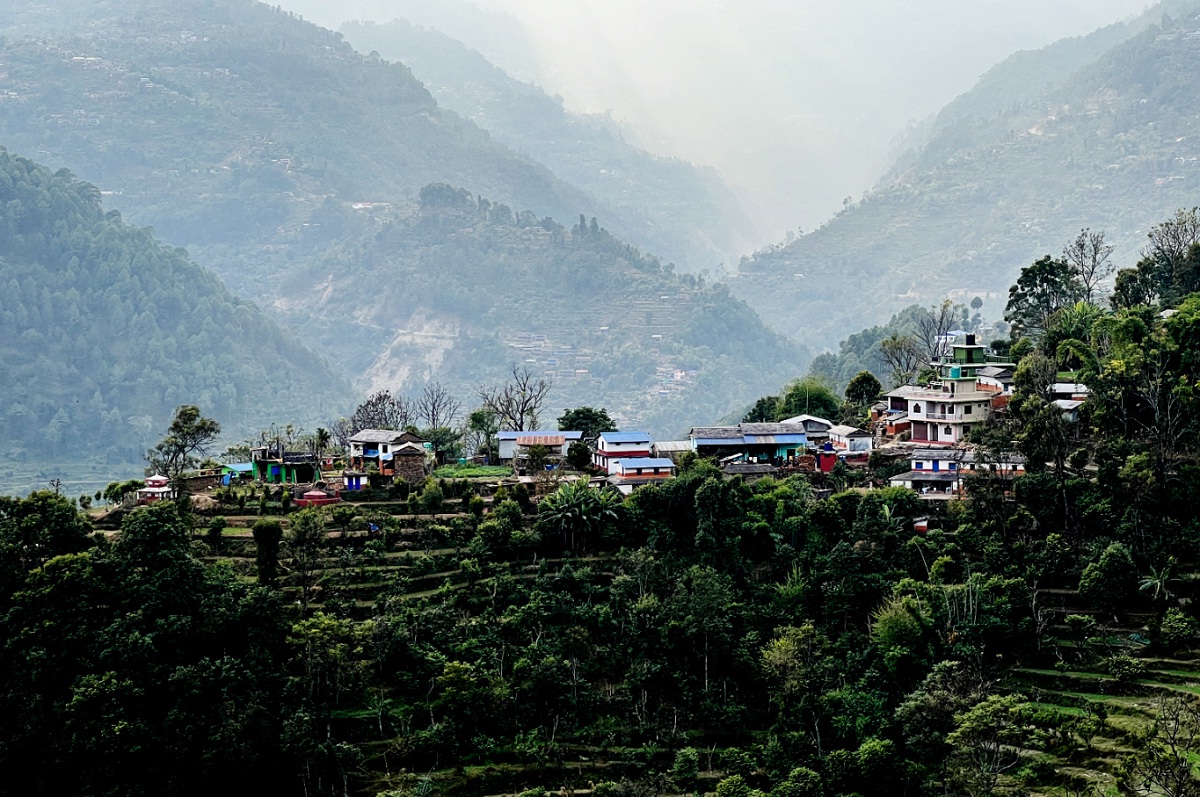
133,334,1080,508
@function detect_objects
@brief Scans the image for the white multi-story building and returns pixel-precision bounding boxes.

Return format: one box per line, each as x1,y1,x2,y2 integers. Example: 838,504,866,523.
904,335,1015,446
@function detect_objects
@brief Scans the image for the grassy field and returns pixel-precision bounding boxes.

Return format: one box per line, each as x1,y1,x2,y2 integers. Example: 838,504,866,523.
432,464,514,479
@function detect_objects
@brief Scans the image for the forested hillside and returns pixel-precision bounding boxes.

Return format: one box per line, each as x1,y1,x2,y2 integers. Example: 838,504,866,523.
8,242,1200,794
339,19,759,271
277,184,807,436
731,2,1200,349
0,147,350,469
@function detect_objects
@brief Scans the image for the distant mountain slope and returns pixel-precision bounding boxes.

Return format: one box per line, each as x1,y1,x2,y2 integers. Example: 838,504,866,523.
731,3,1200,349
274,185,808,438
0,0,628,290
0,146,350,466
339,18,759,271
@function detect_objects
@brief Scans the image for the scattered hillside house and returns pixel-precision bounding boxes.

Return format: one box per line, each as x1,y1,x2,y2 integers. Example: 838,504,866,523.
608,457,677,495
594,431,653,474
721,461,778,480
870,403,911,437
872,394,915,437
1052,383,1090,402
498,430,584,462
1054,399,1085,422
884,385,923,412
779,414,834,443
689,423,808,464
251,445,320,484
1047,383,1089,422
136,474,173,504
889,447,1026,499
221,463,254,485
652,440,692,460
902,336,1015,446
348,429,429,485
828,425,873,453
976,365,1015,396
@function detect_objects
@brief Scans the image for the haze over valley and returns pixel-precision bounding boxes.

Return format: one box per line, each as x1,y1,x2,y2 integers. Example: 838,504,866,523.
0,0,1196,468
12,3,1200,797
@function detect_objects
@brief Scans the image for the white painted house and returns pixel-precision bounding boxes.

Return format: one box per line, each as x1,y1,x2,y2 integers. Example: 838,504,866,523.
827,425,872,452
497,431,583,462
594,431,653,474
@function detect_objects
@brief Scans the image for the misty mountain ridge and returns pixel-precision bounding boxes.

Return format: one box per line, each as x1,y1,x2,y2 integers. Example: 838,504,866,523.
0,0,806,447
731,1,1200,349
273,183,808,438
339,17,759,271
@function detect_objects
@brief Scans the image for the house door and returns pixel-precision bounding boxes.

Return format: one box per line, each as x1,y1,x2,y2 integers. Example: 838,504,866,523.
932,460,939,472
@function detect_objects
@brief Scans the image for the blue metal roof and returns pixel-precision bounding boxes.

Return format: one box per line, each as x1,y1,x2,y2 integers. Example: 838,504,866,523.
693,437,744,447
224,463,254,472
600,431,652,443
616,458,676,469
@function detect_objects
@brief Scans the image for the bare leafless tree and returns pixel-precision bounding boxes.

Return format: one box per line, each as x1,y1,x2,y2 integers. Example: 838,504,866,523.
1147,207,1200,267
328,417,354,452
879,334,925,387
477,365,554,431
415,382,462,430
914,300,959,365
1063,228,1115,304
350,390,412,432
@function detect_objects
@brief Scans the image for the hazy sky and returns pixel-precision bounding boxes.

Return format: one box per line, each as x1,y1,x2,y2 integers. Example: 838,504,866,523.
283,0,1153,238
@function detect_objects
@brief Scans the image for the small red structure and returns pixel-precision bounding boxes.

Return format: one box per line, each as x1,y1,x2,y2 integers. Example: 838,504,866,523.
136,475,173,504
816,451,839,473
294,489,341,508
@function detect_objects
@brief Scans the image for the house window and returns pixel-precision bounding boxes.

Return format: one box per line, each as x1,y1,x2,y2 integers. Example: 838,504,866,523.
381,445,389,453
944,426,953,435
913,403,922,414
964,405,972,415
949,463,957,470
915,462,923,469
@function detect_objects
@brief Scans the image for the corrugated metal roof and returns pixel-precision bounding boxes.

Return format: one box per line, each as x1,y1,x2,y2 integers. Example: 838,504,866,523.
599,431,653,444
689,426,743,439
693,438,744,447
743,433,807,445
892,470,957,482
516,434,566,446
723,463,778,474
779,414,834,427
828,425,869,437
350,429,407,443
652,440,692,453
499,430,583,440
740,423,806,435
